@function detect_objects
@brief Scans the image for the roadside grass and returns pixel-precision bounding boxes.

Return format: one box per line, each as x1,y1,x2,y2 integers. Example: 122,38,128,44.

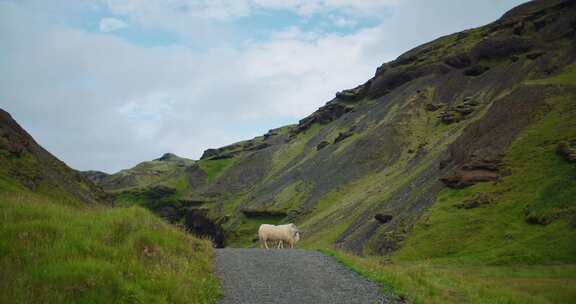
0,185,220,304
323,249,576,304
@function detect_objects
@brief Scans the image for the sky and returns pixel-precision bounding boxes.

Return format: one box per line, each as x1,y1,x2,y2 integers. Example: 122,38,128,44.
0,0,528,173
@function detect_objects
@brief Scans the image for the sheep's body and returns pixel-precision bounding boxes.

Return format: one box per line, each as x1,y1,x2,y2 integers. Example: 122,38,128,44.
258,223,301,249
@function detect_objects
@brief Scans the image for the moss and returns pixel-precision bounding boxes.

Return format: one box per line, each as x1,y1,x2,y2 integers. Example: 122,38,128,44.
267,123,321,179
197,158,236,182
270,180,312,211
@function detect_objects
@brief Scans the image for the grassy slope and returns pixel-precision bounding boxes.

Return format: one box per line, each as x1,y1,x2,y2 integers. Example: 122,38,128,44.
0,179,220,304
324,67,576,303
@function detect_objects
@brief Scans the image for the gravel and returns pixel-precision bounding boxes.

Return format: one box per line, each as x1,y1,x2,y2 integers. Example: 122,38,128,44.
214,248,395,304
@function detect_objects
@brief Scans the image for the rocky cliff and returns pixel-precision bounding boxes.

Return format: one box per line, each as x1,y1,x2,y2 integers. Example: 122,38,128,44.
0,109,111,206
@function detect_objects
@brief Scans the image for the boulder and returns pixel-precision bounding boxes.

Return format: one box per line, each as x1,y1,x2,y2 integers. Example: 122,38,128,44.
556,140,576,163
334,130,354,144
472,36,533,60
317,141,330,151
295,102,354,134
441,159,501,188
145,185,177,199
425,103,441,112
455,194,493,209
200,149,219,160
375,214,393,224
155,153,179,161
464,65,490,76
443,53,473,69
439,111,460,124
526,51,545,60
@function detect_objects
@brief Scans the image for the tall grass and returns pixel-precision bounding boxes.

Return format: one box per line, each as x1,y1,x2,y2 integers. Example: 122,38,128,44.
0,188,220,303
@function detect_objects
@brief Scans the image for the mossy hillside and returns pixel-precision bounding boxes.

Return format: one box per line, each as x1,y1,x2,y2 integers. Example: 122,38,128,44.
197,158,236,182
266,123,321,180
310,58,576,304
393,77,576,265
295,82,499,251
105,157,194,192
0,182,220,304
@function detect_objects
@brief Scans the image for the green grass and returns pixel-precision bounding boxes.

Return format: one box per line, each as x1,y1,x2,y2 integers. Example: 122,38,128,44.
324,249,576,304
528,64,576,86
197,158,235,182
0,185,220,304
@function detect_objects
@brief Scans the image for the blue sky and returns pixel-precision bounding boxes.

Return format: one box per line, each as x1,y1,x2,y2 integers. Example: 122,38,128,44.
0,0,528,173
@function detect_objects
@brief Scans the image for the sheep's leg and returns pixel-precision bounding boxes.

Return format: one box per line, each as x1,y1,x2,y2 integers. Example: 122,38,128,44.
263,239,269,249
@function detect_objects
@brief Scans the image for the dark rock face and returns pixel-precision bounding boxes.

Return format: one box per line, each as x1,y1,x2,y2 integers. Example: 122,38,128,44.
368,65,449,99
81,170,110,184
334,131,354,144
525,213,552,225
155,153,181,161
455,194,493,209
556,140,576,163
316,141,329,151
374,214,393,224
335,83,369,102
201,149,220,160
439,111,460,124
441,159,501,189
144,185,177,199
185,209,225,247
464,65,490,76
295,102,353,134
425,103,441,112
472,36,533,60
241,209,287,218
444,53,473,69
526,51,546,60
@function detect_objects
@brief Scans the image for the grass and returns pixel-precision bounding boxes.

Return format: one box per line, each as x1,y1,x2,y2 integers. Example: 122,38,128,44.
324,249,576,304
197,158,236,182
0,183,220,304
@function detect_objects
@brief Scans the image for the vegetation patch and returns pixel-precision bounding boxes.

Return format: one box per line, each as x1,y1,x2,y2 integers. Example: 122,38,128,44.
197,158,236,182
324,249,576,304
0,186,220,304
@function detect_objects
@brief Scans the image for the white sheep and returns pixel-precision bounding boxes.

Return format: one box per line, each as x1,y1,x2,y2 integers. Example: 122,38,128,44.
258,223,301,249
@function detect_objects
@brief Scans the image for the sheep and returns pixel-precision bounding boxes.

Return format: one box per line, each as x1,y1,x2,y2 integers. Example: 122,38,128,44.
258,223,301,249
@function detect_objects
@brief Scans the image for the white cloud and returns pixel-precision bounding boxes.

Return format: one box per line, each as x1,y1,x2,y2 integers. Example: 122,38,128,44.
330,15,357,28
99,17,127,32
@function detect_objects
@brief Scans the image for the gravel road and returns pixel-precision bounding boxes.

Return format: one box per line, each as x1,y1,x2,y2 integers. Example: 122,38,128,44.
214,248,394,304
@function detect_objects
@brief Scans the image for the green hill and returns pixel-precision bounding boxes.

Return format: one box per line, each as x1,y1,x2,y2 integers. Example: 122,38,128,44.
0,110,220,303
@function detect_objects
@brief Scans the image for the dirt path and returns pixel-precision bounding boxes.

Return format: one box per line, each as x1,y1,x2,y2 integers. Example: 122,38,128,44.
214,248,394,304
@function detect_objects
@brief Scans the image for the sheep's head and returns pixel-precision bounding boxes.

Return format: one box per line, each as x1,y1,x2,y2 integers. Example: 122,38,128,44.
294,231,301,243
